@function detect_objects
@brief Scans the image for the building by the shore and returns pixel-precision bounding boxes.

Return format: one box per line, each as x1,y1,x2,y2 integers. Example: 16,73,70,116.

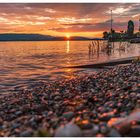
136,19,140,38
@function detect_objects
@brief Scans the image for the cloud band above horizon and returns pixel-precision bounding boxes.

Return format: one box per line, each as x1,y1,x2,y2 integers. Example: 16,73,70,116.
0,3,139,37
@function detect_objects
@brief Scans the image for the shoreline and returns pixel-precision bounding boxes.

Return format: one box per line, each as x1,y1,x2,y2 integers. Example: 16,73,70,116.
67,56,140,68
0,63,140,137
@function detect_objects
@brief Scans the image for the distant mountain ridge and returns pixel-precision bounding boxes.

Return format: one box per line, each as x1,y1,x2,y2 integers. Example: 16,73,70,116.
0,34,57,41
0,33,103,41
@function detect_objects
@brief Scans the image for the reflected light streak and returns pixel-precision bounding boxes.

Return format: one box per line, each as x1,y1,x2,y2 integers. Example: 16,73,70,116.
66,68,72,72
66,40,70,53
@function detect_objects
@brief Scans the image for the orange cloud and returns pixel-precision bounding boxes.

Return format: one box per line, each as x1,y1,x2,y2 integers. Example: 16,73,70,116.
0,3,139,37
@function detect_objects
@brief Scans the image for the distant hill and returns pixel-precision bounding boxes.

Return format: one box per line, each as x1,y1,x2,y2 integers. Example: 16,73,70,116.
0,34,57,41
0,33,103,41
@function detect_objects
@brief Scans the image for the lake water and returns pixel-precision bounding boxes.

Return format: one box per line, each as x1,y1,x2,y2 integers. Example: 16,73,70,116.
0,40,140,94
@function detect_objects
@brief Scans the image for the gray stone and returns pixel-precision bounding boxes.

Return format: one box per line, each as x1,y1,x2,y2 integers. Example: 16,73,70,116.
12,123,20,129
62,112,74,121
20,131,32,137
100,126,109,134
128,125,140,137
107,129,121,137
55,123,82,137
15,111,22,116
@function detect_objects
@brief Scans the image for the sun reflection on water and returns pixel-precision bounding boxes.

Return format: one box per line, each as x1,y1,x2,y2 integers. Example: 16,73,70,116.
65,68,72,72
66,40,70,53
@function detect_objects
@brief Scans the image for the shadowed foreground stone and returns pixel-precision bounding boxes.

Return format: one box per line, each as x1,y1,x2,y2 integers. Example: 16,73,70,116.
55,123,82,137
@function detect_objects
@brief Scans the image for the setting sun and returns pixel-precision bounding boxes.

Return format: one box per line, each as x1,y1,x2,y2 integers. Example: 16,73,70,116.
66,34,70,39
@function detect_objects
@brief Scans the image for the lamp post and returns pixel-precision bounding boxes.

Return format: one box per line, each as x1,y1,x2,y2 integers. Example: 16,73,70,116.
111,10,113,32
110,10,114,49
138,18,140,37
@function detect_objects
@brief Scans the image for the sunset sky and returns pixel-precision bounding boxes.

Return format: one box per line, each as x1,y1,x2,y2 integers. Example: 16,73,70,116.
0,3,140,37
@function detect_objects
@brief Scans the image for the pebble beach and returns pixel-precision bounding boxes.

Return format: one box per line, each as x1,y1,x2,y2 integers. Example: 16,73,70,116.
0,63,140,137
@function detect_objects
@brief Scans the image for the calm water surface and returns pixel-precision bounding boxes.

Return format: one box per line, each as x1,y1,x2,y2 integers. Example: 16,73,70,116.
0,40,140,94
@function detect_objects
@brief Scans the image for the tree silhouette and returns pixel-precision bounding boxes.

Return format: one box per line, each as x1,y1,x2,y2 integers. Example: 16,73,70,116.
127,20,134,38
103,31,109,39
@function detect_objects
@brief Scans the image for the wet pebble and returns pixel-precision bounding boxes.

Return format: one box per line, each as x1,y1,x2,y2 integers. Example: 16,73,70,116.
54,96,62,101
20,130,33,137
76,104,85,111
107,128,121,137
109,117,131,135
100,126,109,134
81,123,93,130
11,123,21,129
15,111,22,116
99,114,112,122
128,125,140,137
62,112,74,121
0,117,3,125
